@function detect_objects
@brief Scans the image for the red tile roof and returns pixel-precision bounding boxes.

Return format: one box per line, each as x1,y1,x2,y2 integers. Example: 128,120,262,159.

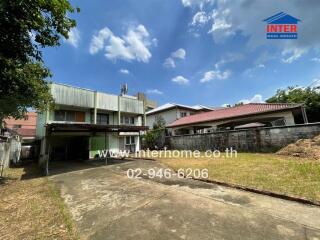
168,103,302,128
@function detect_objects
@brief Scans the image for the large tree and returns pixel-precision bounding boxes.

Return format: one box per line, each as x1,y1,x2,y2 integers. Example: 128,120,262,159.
0,0,79,124
266,86,320,123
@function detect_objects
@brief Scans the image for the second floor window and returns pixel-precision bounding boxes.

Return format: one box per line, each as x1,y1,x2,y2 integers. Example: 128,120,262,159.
54,110,85,122
121,116,135,125
180,112,187,118
97,113,109,125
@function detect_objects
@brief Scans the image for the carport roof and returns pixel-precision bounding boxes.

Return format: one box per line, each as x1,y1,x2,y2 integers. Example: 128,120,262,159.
46,123,148,133
168,103,303,128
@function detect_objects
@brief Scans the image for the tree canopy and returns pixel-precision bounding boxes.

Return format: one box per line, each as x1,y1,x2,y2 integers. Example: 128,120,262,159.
0,0,79,122
266,86,320,122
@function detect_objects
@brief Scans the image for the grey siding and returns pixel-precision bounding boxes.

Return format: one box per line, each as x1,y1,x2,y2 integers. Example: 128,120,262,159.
97,93,118,111
51,84,94,108
120,97,144,114
50,83,144,114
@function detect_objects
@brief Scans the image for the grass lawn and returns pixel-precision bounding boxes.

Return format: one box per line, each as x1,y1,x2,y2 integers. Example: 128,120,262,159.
0,164,78,240
152,152,320,202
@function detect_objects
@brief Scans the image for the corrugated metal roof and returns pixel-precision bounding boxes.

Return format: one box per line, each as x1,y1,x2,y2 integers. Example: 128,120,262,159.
146,103,212,115
168,103,303,127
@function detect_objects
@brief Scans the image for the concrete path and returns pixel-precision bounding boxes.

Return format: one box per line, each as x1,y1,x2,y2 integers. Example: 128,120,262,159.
50,159,320,240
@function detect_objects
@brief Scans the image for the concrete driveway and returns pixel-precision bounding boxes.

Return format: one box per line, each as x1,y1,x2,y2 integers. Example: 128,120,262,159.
50,159,320,240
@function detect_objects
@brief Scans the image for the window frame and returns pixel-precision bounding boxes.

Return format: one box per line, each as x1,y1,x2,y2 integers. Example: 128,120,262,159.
54,110,85,122
180,112,187,118
125,136,135,145
96,113,109,125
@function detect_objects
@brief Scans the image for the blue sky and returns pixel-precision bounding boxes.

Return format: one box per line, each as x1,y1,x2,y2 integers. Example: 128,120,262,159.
43,0,320,107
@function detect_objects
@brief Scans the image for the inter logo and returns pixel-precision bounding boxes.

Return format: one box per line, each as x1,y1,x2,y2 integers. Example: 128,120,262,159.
263,12,300,39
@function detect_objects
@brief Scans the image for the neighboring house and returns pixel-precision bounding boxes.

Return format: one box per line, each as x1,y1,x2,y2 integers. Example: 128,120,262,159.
36,83,148,169
4,112,37,143
146,103,213,129
168,103,308,135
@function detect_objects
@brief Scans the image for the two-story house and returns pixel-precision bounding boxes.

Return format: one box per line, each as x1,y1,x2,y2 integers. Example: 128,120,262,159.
146,103,213,129
36,83,148,171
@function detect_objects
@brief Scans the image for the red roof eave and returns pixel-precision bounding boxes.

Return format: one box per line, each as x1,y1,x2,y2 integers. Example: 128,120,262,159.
168,103,303,128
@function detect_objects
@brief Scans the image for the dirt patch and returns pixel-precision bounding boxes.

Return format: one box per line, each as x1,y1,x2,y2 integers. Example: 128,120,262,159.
276,135,320,160
0,164,78,240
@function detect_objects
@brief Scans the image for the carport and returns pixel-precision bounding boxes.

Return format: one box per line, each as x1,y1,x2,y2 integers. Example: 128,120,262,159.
41,123,148,175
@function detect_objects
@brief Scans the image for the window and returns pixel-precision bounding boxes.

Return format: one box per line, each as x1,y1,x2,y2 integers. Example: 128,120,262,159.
54,110,85,122
180,112,187,118
97,113,109,125
54,110,66,121
66,111,75,121
121,116,135,125
125,136,135,145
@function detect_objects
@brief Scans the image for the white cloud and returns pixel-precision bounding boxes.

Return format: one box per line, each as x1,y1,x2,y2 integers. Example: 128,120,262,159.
66,28,80,48
163,57,176,68
89,24,153,63
152,38,158,47
163,48,186,68
239,94,264,104
171,48,186,59
209,9,232,31
191,11,210,26
201,57,233,83
214,53,243,69
172,75,189,85
184,0,320,58
181,0,214,8
200,69,231,83
89,28,112,54
281,48,306,64
311,57,320,62
147,89,163,95
181,0,213,7
243,63,266,78
119,69,130,74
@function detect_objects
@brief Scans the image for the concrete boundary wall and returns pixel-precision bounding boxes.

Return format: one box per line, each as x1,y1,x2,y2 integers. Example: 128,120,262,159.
0,142,11,169
166,123,320,152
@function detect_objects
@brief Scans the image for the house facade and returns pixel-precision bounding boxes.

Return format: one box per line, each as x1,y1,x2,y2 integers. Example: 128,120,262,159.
146,103,213,129
36,83,148,169
168,103,308,135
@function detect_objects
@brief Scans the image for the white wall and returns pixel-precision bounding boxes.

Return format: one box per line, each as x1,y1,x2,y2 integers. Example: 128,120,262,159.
147,108,196,129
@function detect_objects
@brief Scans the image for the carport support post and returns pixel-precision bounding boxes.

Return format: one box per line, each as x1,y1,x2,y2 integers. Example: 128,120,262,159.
45,137,51,176
104,130,107,165
302,106,308,124
93,91,97,124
